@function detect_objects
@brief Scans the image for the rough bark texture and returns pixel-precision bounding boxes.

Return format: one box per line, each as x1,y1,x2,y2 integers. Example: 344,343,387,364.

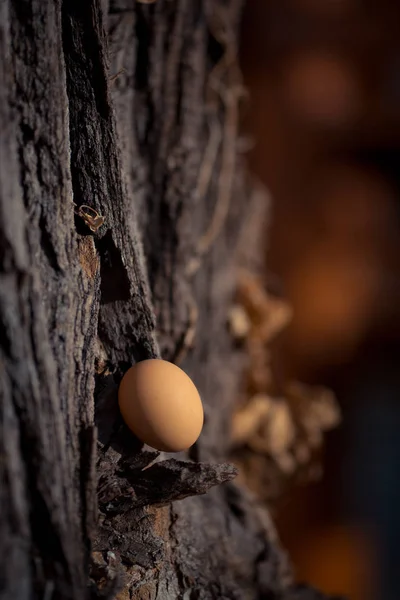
1,1,343,600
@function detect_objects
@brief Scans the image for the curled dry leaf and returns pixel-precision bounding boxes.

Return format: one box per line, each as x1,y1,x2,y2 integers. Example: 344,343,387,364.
285,381,341,435
253,400,296,456
237,270,293,344
232,396,296,472
232,270,293,395
228,304,251,340
231,394,272,446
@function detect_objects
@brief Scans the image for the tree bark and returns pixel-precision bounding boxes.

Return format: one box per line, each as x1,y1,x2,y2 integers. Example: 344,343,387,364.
0,1,342,599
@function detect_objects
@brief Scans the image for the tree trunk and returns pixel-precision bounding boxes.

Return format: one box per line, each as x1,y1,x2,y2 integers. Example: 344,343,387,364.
0,1,342,599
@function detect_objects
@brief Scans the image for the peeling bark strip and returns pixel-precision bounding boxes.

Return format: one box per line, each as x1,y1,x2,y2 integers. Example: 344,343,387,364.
0,1,344,600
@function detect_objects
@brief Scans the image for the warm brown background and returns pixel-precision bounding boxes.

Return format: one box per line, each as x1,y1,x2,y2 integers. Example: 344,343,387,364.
240,1,400,598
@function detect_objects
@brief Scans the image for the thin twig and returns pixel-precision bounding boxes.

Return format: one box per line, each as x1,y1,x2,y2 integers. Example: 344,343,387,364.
174,293,199,365
109,67,126,84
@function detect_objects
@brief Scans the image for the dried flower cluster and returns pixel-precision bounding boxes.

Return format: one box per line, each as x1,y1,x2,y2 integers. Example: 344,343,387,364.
229,270,340,499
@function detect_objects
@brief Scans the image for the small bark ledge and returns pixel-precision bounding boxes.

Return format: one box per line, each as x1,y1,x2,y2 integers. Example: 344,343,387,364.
117,458,238,508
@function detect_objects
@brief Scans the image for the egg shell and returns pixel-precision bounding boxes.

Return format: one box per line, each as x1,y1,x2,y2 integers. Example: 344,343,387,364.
118,359,204,452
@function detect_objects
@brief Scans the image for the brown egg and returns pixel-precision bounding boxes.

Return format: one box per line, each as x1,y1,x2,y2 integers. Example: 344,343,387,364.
118,359,204,452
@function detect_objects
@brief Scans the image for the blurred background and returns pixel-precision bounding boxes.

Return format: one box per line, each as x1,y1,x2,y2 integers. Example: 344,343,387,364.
239,1,400,599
